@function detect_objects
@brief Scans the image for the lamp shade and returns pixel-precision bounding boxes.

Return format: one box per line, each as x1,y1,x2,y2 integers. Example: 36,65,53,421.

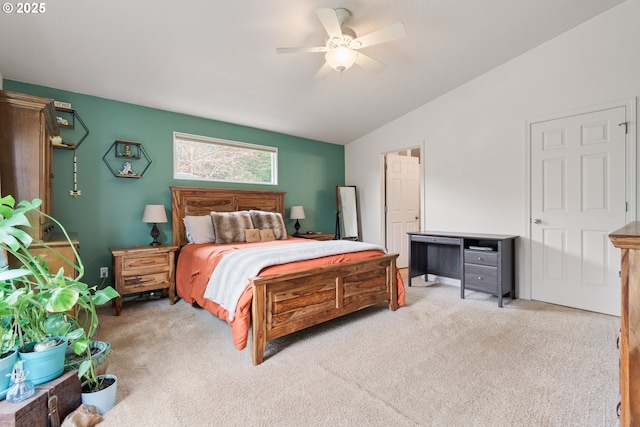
290,206,305,220
142,205,168,223
325,47,357,73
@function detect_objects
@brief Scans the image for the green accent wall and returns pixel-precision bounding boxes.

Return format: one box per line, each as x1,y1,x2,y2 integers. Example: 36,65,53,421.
4,80,345,287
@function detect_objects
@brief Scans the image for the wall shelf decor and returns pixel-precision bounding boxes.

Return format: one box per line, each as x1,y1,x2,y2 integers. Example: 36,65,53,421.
103,140,152,179
54,107,89,150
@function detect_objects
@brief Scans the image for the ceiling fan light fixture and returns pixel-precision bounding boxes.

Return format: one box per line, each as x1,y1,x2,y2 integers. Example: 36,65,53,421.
325,46,357,73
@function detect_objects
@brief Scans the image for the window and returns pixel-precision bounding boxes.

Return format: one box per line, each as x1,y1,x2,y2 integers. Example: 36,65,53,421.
173,132,277,185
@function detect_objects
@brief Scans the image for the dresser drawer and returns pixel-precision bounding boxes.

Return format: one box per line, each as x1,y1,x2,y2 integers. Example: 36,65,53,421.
121,253,171,272
464,263,498,293
464,250,498,267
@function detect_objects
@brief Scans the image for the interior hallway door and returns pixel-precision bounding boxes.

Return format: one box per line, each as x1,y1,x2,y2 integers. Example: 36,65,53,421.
530,106,627,315
385,153,420,268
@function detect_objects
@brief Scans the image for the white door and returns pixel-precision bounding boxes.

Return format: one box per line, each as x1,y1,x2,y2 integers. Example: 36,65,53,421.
385,153,420,268
530,106,627,315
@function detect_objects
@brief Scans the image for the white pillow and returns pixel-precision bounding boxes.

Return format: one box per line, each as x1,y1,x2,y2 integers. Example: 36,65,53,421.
183,215,216,244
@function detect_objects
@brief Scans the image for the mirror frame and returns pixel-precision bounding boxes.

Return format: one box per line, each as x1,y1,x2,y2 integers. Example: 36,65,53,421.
336,185,360,241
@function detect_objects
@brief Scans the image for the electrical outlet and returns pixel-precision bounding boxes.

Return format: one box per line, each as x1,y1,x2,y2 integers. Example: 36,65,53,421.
100,267,108,278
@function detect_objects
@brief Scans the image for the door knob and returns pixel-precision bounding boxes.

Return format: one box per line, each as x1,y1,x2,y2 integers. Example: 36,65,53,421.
533,218,542,224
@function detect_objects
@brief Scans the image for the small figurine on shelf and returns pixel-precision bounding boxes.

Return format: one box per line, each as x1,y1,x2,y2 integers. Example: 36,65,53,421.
122,145,133,157
118,161,138,176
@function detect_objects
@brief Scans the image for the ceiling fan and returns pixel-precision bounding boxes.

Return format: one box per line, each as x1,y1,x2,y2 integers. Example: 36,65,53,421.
276,7,407,79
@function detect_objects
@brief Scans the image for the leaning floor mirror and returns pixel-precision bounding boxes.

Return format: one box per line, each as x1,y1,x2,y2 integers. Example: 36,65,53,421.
337,185,360,241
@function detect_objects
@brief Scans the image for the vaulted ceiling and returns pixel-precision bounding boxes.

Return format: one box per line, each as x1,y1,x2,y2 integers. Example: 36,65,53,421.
0,0,627,144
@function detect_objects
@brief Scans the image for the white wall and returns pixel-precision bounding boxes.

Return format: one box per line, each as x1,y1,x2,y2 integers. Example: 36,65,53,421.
345,0,640,298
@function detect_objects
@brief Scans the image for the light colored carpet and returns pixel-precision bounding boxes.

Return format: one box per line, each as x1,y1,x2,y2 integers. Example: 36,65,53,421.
94,274,620,426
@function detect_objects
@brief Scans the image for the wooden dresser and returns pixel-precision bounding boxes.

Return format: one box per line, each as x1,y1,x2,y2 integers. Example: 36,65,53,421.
609,222,640,426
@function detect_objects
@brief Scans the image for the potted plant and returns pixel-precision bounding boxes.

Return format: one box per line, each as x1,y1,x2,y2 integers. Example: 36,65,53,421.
0,196,119,397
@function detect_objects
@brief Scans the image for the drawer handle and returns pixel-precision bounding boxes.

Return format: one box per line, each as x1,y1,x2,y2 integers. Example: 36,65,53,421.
478,257,483,261
478,276,483,280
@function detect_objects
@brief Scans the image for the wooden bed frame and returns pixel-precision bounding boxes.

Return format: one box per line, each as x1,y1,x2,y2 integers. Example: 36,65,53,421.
170,186,399,365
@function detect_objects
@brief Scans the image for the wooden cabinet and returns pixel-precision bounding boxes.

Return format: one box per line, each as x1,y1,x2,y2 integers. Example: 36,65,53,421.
110,245,178,315
0,90,58,240
609,222,640,426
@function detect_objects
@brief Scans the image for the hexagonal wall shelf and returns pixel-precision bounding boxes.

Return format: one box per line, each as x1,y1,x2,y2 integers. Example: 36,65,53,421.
103,140,152,178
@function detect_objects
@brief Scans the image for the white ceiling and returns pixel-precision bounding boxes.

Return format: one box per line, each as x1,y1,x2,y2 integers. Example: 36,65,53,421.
0,0,627,145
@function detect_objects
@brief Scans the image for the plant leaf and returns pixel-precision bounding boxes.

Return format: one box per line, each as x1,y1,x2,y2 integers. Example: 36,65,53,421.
47,287,79,312
72,337,90,355
43,313,71,336
78,359,91,379
0,268,31,281
93,287,120,305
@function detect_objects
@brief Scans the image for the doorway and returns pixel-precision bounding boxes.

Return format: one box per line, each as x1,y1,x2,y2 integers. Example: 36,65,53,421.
384,149,421,268
529,102,634,315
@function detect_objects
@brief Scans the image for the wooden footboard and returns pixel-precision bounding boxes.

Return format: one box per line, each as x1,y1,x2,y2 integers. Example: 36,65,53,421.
250,253,398,365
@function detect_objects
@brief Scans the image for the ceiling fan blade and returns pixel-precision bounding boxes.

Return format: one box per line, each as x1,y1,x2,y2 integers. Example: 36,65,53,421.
276,47,328,54
315,8,343,39
352,22,407,49
314,62,334,80
354,52,386,74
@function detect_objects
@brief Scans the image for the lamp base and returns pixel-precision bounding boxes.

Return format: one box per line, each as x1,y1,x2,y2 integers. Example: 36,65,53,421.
150,223,161,246
294,219,301,236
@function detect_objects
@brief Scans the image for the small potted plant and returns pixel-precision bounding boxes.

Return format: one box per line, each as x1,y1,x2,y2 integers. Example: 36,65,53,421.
0,196,119,396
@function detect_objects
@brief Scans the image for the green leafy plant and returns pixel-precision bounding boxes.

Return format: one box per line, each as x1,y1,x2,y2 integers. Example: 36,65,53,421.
0,195,119,389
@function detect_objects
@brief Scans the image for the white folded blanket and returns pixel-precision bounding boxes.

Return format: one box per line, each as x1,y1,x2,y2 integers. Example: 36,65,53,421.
203,240,386,320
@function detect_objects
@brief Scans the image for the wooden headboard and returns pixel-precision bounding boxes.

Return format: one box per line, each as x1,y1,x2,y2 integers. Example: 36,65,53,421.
170,186,286,247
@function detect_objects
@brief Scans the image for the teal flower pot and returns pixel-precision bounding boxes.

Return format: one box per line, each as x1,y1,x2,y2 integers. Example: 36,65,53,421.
19,338,68,385
0,350,18,399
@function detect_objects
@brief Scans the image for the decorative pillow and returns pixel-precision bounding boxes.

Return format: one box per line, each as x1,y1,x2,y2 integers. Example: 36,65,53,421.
249,210,287,240
259,229,276,242
245,229,261,243
211,211,253,244
183,215,216,244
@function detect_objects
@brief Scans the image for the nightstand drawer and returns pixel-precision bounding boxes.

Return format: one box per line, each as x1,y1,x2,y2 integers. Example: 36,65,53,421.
464,264,498,293
121,253,172,271
122,271,172,292
464,250,498,266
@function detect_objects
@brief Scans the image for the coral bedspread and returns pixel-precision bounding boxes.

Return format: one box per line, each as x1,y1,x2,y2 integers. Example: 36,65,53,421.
176,237,405,350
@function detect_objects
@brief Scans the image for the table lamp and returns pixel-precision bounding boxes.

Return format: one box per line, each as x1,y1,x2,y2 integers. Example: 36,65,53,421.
142,204,168,246
290,206,305,236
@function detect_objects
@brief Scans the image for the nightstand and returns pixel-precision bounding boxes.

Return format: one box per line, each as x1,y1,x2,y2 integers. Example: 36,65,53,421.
109,244,178,315
294,233,335,241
